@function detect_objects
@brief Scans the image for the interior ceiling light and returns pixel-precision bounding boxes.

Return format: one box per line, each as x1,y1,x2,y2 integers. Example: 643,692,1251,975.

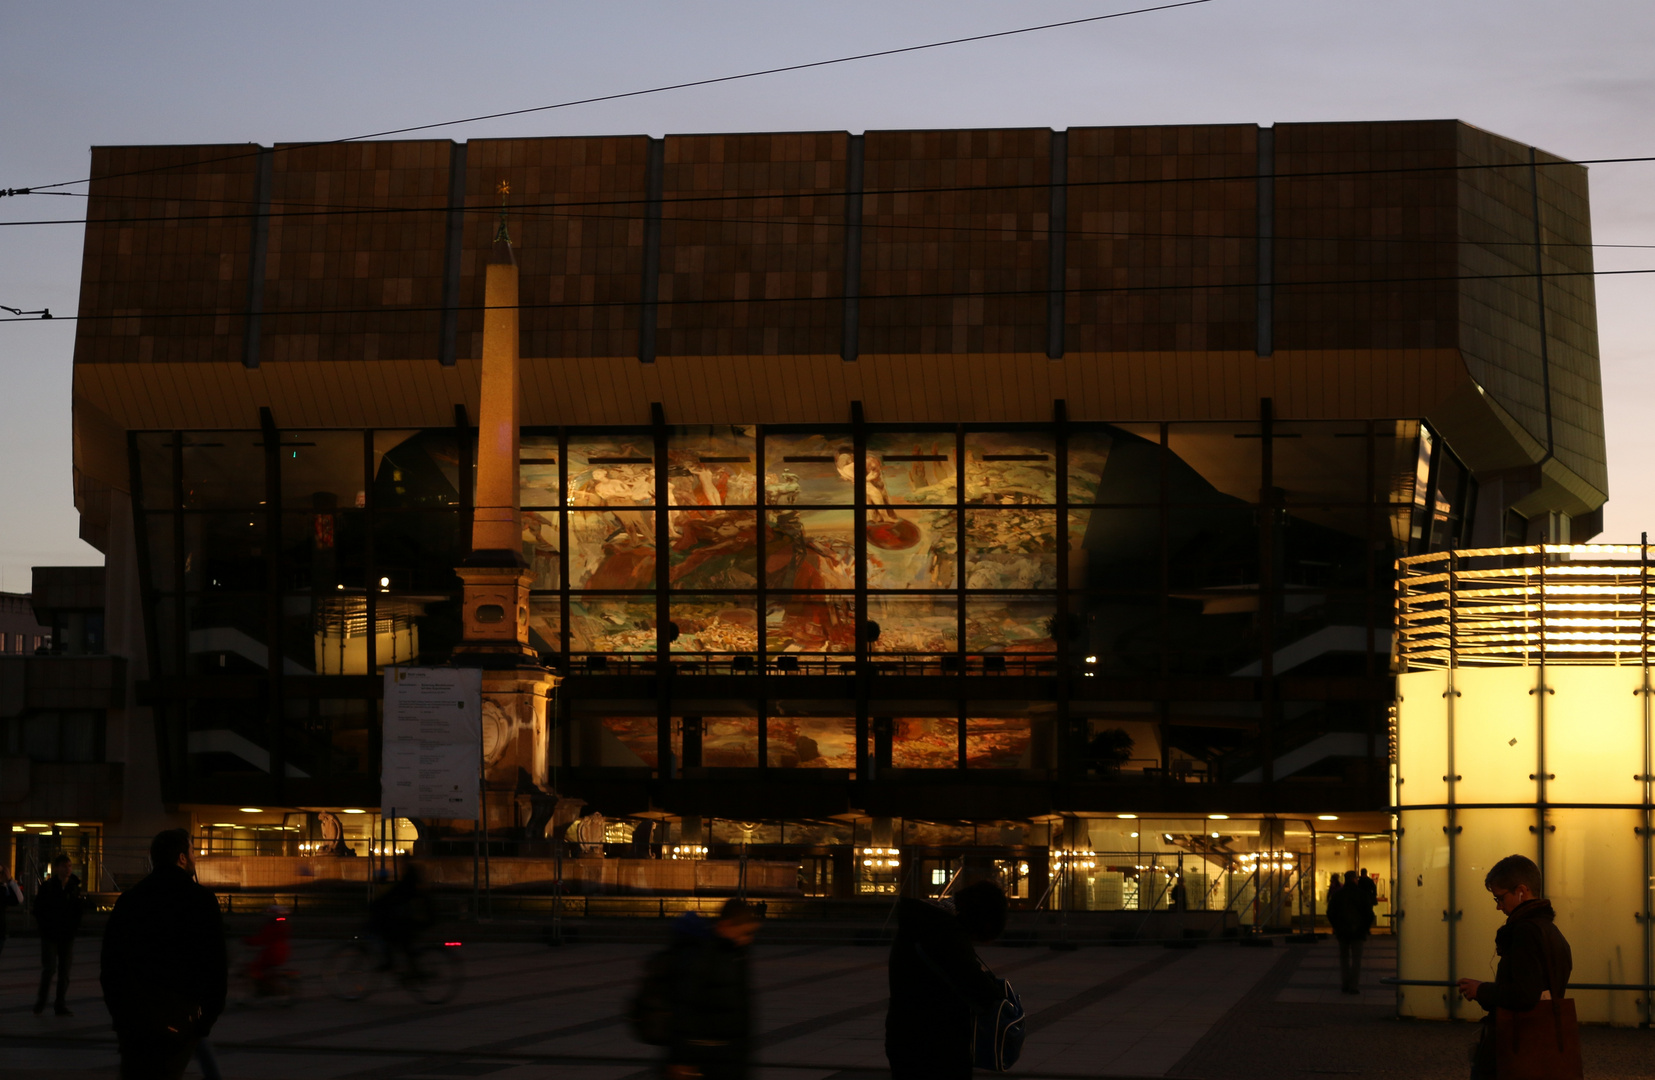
342,808,366,814
1116,813,1137,819
1211,832,1220,838
1317,815,1339,821
1208,814,1230,820
54,822,79,827
240,808,262,813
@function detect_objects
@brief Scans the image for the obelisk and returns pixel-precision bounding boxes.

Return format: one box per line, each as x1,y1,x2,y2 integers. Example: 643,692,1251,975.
453,182,561,806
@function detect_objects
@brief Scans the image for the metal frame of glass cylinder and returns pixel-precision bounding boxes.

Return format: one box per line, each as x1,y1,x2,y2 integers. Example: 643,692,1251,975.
1393,542,1655,1025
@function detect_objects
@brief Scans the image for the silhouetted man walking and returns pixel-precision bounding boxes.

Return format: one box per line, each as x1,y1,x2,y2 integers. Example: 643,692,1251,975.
33,853,83,1016
101,829,227,1080
1328,869,1374,994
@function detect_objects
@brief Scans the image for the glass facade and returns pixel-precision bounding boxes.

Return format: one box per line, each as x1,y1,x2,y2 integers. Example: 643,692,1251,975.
131,418,1473,804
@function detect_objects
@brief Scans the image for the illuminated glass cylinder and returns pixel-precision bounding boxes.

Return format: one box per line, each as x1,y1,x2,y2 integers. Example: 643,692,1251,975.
1394,546,1654,1026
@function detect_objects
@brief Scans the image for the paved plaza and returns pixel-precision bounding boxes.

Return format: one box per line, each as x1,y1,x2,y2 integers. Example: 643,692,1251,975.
1,931,1648,1079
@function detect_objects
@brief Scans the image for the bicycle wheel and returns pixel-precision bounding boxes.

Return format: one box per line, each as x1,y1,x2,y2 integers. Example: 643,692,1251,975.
321,940,377,1002
405,944,464,1005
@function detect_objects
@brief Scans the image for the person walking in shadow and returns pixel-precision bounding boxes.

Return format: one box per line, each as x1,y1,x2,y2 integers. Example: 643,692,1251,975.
101,829,228,1080
1328,869,1374,995
0,865,23,962
886,879,1009,1080
663,898,761,1080
1457,854,1574,1080
32,853,84,1016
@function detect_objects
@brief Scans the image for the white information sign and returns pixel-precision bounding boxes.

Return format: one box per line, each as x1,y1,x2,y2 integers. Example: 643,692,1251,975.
381,666,483,820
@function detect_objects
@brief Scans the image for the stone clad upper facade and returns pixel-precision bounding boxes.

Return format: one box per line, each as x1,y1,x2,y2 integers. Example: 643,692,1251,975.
70,120,1606,543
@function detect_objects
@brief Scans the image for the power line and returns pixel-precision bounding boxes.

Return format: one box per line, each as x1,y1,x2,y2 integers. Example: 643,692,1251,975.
3,265,1644,325
13,0,1218,194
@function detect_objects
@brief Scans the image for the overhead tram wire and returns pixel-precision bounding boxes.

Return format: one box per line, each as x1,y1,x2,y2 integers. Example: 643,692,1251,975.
6,0,1219,196
8,152,1655,232
3,264,1650,325
4,198,1655,254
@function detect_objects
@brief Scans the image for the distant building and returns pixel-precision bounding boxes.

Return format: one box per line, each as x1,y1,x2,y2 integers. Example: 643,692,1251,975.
1,569,127,889
58,121,1605,910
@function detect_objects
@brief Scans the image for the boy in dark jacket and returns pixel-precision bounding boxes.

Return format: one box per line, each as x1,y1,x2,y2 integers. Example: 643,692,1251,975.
665,899,760,1080
33,853,84,1016
885,880,1008,1080
1457,854,1573,1080
101,829,228,1080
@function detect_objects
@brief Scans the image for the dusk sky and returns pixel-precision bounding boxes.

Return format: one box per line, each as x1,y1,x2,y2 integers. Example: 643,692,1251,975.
4,1,1654,587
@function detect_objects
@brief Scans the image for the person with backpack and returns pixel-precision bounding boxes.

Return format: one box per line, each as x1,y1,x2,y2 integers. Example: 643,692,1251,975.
633,898,760,1080
885,879,1013,1080
1457,854,1575,1080
100,829,228,1080
33,853,84,1016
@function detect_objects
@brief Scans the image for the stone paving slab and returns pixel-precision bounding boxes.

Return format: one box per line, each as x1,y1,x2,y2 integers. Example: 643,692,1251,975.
3,932,1649,1080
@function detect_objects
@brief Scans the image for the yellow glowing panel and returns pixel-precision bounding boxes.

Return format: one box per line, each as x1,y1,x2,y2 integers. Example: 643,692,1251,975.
1396,807,1449,1019
1544,666,1644,806
1547,808,1645,1025
1452,666,1540,806
1454,808,1540,999
1396,669,1448,809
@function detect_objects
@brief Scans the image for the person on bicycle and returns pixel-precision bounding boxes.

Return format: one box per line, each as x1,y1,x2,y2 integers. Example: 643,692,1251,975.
243,904,291,996
367,865,432,976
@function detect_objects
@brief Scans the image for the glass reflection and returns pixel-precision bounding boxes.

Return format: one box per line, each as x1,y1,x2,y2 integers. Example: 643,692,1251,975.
891,718,960,768
280,431,366,510
181,432,266,509
520,433,560,508
868,595,958,654
766,717,856,768
867,507,955,590
1069,508,1160,591
568,434,655,507
136,433,175,508
965,510,1057,588
668,426,757,506
766,593,855,653
600,717,659,767
668,509,758,589
182,513,265,592
702,718,759,768
965,597,1056,654
965,431,1055,503
528,596,561,654
966,719,1032,768
568,509,655,590
765,510,854,589
669,596,759,653
762,432,852,505
1068,424,1161,505
1165,423,1261,505
374,431,463,509
569,596,657,653
867,433,957,505
521,511,561,590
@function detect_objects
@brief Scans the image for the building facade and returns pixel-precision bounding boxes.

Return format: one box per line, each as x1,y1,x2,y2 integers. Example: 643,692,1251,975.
56,120,1605,911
